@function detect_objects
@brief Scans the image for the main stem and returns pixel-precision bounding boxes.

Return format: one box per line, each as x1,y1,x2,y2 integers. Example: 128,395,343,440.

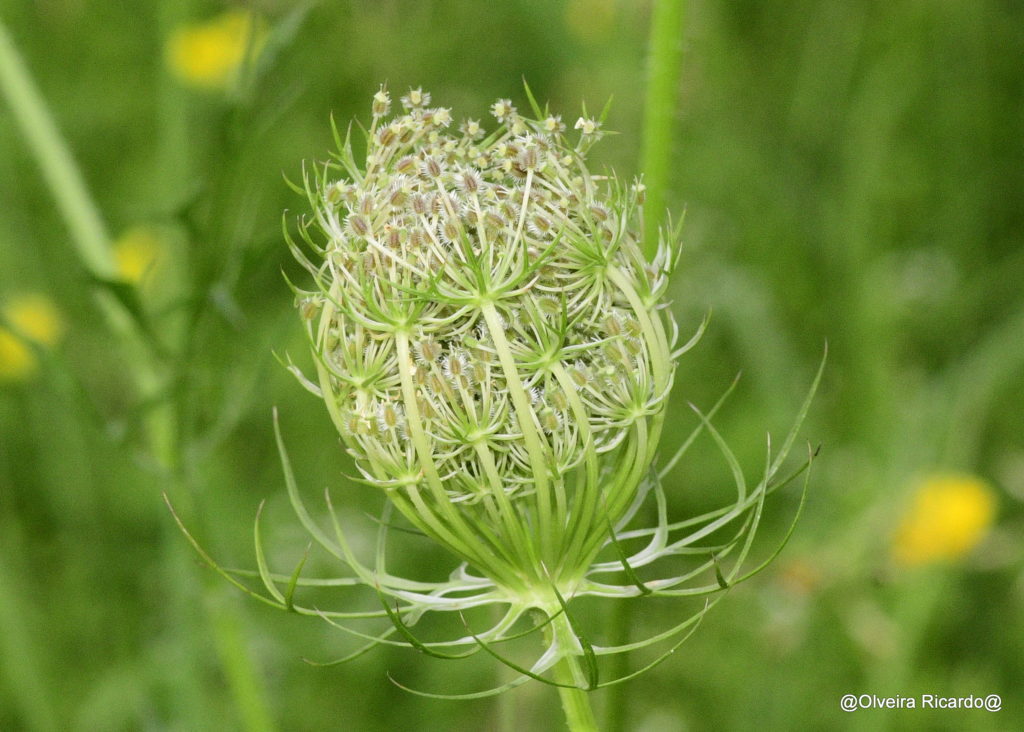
555,676,598,732
546,611,599,732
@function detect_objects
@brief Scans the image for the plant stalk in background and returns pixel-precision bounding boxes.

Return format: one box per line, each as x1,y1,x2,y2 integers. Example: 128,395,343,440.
0,18,274,731
641,0,687,259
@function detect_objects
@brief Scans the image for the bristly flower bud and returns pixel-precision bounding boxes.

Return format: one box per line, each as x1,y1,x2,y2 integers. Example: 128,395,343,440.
266,84,820,698
490,98,516,122
292,87,678,597
371,86,391,117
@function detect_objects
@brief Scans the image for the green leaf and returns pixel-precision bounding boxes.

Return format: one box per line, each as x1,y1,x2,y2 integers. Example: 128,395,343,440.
302,635,391,667
459,611,583,690
162,494,285,610
768,344,827,479
521,77,546,119
386,671,534,701
597,600,716,689
253,500,287,605
605,520,653,595
376,591,476,660
728,444,816,586
711,553,729,589
658,373,738,479
274,409,343,559
283,544,310,611
549,584,599,690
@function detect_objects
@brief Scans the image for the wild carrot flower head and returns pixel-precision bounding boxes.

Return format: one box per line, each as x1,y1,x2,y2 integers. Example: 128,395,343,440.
289,85,676,599
201,85,821,696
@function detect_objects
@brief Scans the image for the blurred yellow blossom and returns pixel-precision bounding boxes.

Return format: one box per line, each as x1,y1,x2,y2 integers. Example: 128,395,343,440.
166,10,266,91
565,0,617,42
0,293,64,382
4,293,64,347
0,329,35,381
113,226,163,285
892,474,996,566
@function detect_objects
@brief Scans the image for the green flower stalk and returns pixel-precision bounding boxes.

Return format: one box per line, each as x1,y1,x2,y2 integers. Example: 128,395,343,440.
176,86,821,726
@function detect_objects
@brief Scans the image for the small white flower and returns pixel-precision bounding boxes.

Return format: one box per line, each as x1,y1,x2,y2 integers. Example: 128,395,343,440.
426,107,452,128
490,98,516,122
543,115,565,133
401,86,431,109
460,118,485,139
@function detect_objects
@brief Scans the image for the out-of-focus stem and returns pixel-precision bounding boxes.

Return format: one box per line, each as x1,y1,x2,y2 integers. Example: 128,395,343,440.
604,3,689,728
0,547,59,732
640,0,687,260
0,16,155,392
0,19,113,279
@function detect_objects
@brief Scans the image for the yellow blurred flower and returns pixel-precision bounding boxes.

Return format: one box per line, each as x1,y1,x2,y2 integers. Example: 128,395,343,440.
166,9,266,91
891,474,996,566
113,226,163,285
4,293,64,347
565,0,617,42
0,293,65,382
0,329,35,381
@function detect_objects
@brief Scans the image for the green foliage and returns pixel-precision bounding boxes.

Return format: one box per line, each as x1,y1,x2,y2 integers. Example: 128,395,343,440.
1,1,1022,730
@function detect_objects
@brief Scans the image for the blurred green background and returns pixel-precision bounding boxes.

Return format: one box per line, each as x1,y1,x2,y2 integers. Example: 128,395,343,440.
2,0,1022,730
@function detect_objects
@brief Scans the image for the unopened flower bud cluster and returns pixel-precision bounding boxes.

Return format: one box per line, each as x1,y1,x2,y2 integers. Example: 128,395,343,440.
293,86,675,579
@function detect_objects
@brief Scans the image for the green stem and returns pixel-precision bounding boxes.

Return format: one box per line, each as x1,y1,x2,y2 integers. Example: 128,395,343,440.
546,612,599,732
207,591,278,732
555,680,599,732
0,14,153,388
602,4,689,728
640,0,687,260
0,19,113,278
602,599,632,732
0,536,59,732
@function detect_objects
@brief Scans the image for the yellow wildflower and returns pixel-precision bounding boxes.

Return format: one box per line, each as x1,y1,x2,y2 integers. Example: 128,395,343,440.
0,329,35,381
4,293,64,347
113,226,163,285
565,0,617,42
0,293,64,382
891,474,996,566
166,10,266,91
